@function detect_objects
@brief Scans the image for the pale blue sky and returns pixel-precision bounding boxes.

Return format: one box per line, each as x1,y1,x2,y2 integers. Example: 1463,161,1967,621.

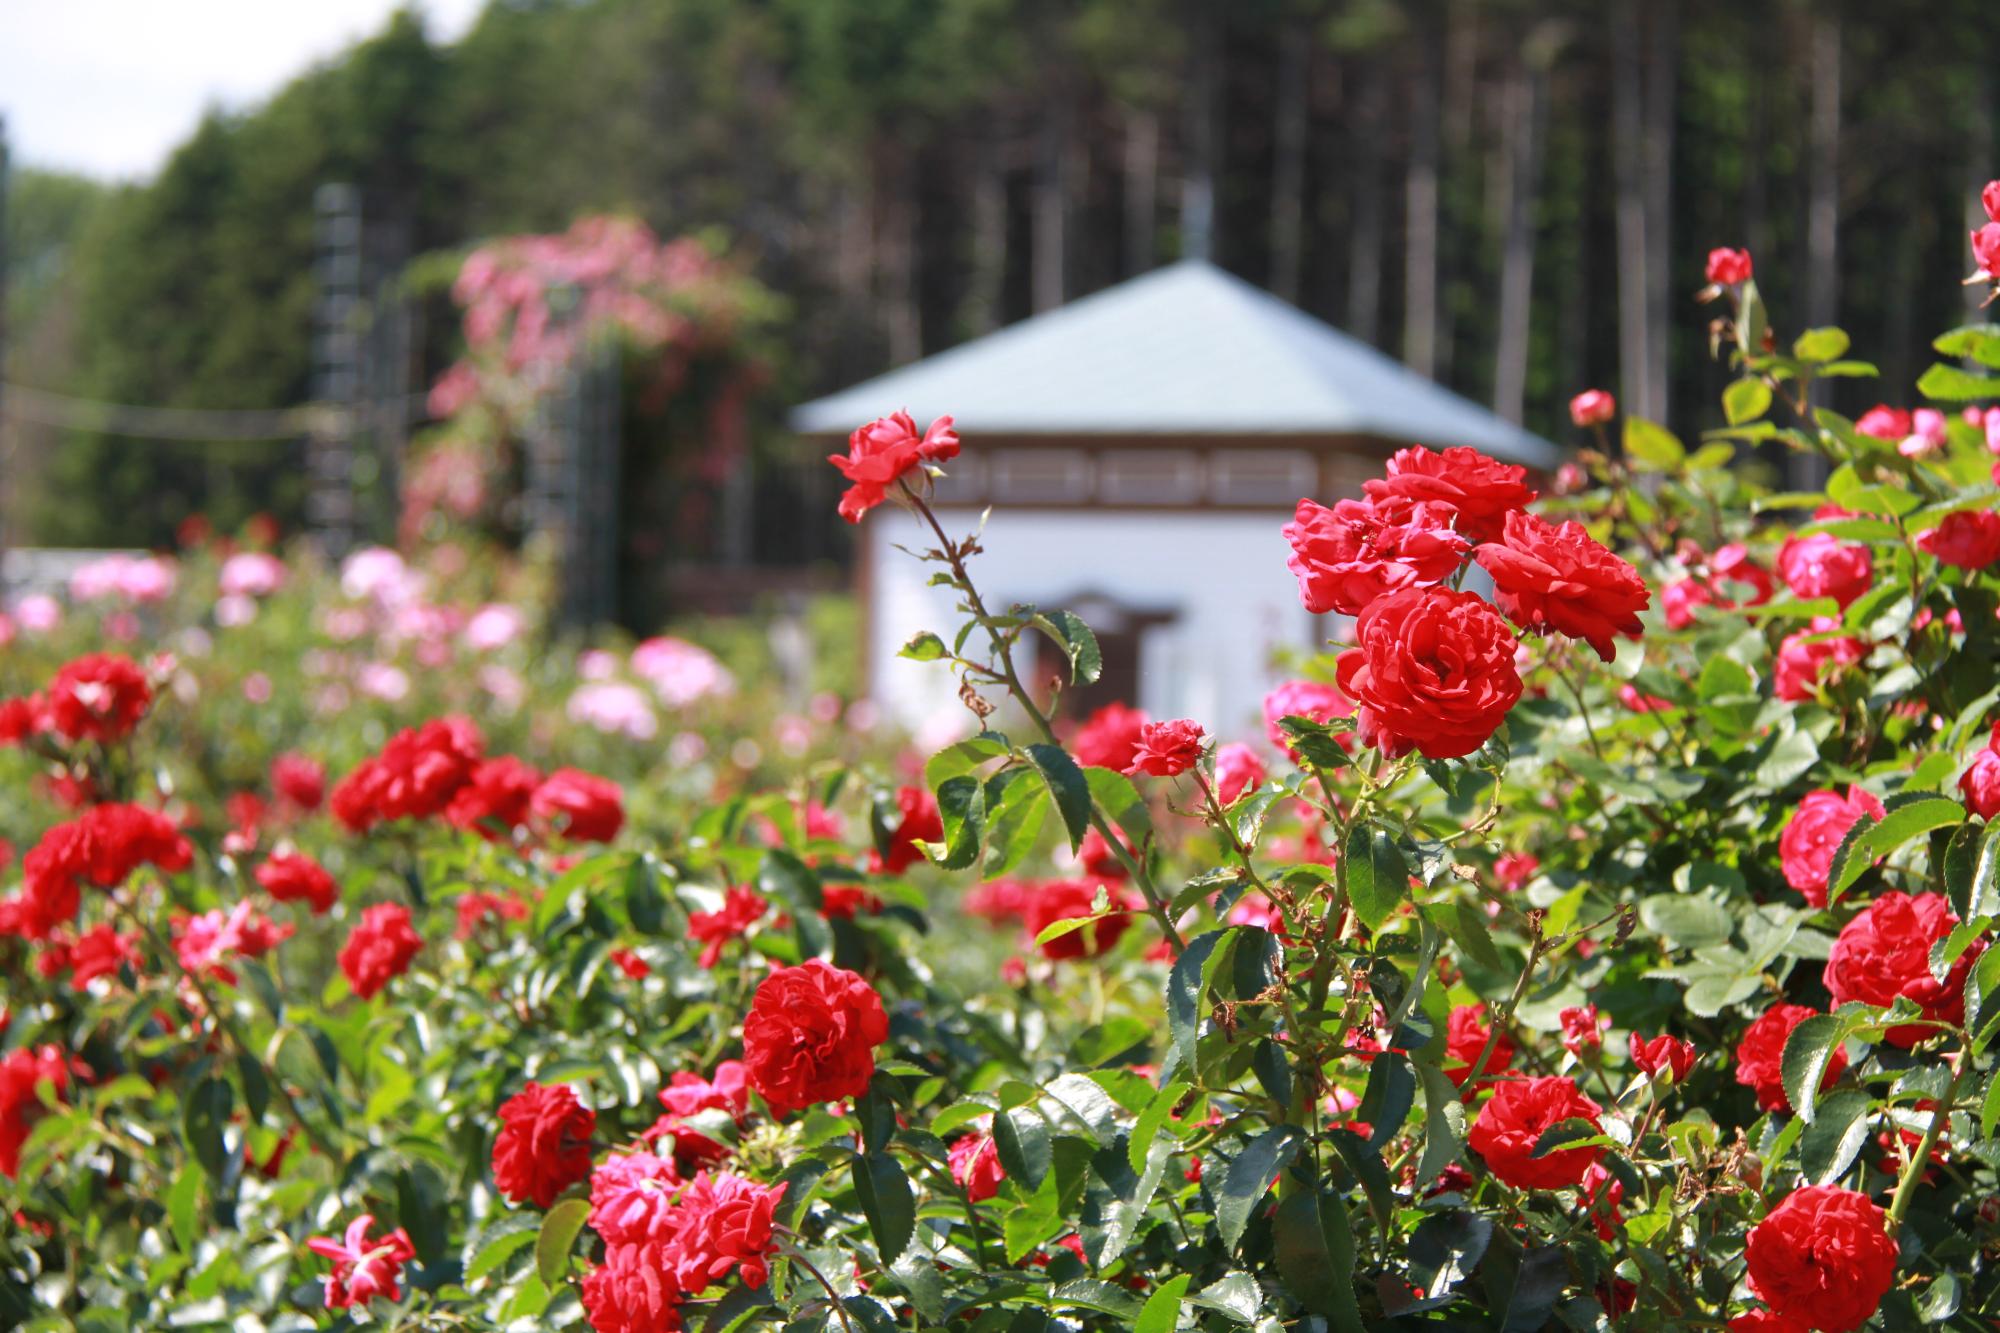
1,0,485,180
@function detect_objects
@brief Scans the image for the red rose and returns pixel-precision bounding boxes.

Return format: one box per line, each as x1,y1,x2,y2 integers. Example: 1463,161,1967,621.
530,768,625,843
1729,1311,1808,1333
1212,743,1266,805
338,902,423,1000
1467,1076,1605,1190
1559,1004,1605,1056
1778,786,1885,907
46,653,152,743
306,1214,416,1311
64,923,140,988
493,1082,597,1208
0,695,48,747
610,947,651,978
271,753,326,811
581,1242,683,1333
1070,702,1149,771
869,784,941,876
1706,247,1753,285
1262,680,1354,757
1628,1032,1696,1083
1917,509,2000,570
0,1045,73,1179
688,887,766,969
1854,405,1912,442
1823,891,1981,1046
589,1151,684,1246
1744,1185,1897,1332
1976,223,2000,280
1335,586,1524,760
1441,1003,1515,1088
950,1127,1006,1201
1281,497,1469,616
332,717,485,831
663,1171,784,1291
256,851,340,915
1569,390,1616,427
742,960,888,1115
1362,445,1537,544
1124,719,1206,777
1736,1003,1848,1113
1775,532,1872,608
1474,510,1650,662
1773,617,1868,703
172,901,293,983
827,411,960,523
445,757,542,837
648,1062,750,1167
1025,879,1134,960
1962,743,2000,819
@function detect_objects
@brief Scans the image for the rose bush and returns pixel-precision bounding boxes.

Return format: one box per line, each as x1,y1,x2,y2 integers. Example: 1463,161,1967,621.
9,186,2000,1331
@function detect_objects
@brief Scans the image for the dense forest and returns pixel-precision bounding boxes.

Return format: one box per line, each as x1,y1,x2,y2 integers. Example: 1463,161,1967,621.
3,0,1996,553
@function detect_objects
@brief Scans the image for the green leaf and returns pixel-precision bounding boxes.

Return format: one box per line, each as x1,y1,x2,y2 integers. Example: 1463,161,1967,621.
1166,931,1225,1067
851,1153,916,1262
930,774,986,870
1082,766,1153,851
982,769,1050,878
1343,823,1408,933
535,1197,591,1286
1799,1089,1873,1185
1918,362,2000,402
1948,822,2000,922
1031,610,1103,686
1723,378,1773,426
923,733,1011,793
1211,1126,1302,1252
1935,323,2000,370
1794,327,1852,361
1271,1190,1365,1332
181,1077,232,1180
1830,796,1965,905
992,1106,1053,1190
1025,744,1091,851
1133,1274,1192,1333
167,1168,201,1255
466,1220,540,1283
898,631,947,662
1823,816,1880,908
1413,1063,1467,1190
1623,416,1686,470
1639,894,1732,951
1781,1014,1849,1122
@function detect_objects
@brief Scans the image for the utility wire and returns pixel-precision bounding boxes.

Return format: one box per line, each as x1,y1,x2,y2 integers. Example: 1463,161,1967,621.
0,383,428,443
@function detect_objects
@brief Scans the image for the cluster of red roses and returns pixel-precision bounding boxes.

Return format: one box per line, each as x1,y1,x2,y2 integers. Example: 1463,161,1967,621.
0,651,156,749
309,961,892,1325
1283,444,1650,759
331,716,625,845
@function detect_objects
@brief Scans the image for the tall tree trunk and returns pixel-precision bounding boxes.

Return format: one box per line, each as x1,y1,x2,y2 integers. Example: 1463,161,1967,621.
1181,2,1219,262
1123,106,1159,276
1347,61,1386,345
1610,0,1653,423
1270,19,1309,301
1493,54,1549,425
966,131,1008,336
1641,2,1676,423
1032,97,1069,313
1403,34,1441,378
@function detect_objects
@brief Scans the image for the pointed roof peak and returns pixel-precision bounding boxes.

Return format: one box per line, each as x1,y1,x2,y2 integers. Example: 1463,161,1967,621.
793,261,1558,466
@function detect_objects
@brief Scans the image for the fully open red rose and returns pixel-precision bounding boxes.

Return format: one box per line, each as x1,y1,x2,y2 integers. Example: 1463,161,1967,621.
530,768,625,843
1070,702,1149,771
1778,786,1885,907
1917,508,2000,570
581,1241,683,1333
1124,719,1206,777
46,653,152,743
1823,891,1980,1046
1707,247,1753,285
306,1214,416,1311
1281,497,1469,616
869,784,942,876
828,411,960,523
662,1171,784,1291
1736,1003,1847,1113
445,756,542,837
1745,1185,1897,1332
1025,879,1134,960
1335,586,1523,760
1474,510,1650,661
338,902,423,1000
256,851,339,915
1775,532,1872,608
493,1081,597,1208
742,960,888,1115
1467,1076,1605,1190
332,716,485,832
1729,1311,1808,1333
1773,617,1868,703
1441,1003,1515,1088
1362,445,1537,544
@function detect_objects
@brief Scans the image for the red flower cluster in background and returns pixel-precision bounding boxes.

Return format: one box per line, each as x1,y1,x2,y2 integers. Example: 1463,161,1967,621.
339,902,424,999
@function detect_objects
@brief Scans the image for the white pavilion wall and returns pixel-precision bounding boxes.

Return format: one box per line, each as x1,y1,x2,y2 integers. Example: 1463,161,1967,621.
864,506,1321,749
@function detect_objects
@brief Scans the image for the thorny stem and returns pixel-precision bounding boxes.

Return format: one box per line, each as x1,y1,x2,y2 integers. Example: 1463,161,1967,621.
901,482,1184,953
1464,918,1550,1088
1885,1047,1965,1231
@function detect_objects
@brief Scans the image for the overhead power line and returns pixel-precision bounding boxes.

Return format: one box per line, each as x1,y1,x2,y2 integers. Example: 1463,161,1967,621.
0,383,426,443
